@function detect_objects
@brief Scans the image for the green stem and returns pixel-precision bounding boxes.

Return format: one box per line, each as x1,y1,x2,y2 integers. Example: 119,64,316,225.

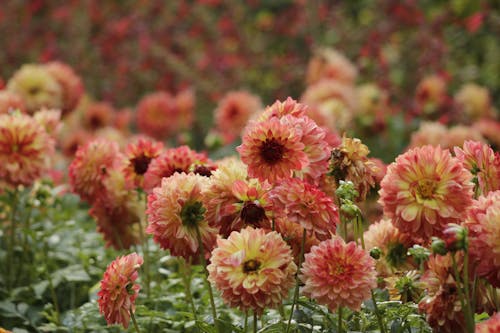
16,204,33,284
451,254,473,333
462,251,474,329
357,215,365,250
130,308,142,333
286,229,307,333
370,289,386,333
194,225,219,331
337,306,343,333
244,311,248,332
253,311,258,333
138,215,151,298
180,259,198,323
6,189,18,292
44,243,60,325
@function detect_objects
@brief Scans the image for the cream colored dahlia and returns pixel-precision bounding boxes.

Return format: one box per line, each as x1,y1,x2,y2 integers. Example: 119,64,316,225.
455,83,493,122
146,172,217,260
33,108,62,137
98,253,143,328
300,236,377,312
237,115,308,183
271,178,339,241
379,145,473,242
207,227,296,315
0,112,54,186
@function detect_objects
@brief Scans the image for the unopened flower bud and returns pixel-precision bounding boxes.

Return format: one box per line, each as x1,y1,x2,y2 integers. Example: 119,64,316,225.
370,247,382,260
442,223,468,252
431,237,448,255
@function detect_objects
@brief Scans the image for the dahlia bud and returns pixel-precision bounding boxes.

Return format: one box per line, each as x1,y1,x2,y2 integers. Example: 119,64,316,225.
431,237,448,255
407,245,430,266
370,247,382,260
335,180,359,202
442,223,468,252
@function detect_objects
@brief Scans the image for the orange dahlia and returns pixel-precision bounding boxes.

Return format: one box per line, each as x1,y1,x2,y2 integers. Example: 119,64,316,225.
98,253,143,328
214,90,262,143
143,145,212,192
0,112,55,186
146,172,217,260
465,191,500,287
379,145,473,243
44,61,84,116
476,312,500,333
271,178,338,241
136,91,177,140
123,137,164,188
300,236,377,312
207,227,296,315
237,115,308,183
68,139,125,203
454,141,500,196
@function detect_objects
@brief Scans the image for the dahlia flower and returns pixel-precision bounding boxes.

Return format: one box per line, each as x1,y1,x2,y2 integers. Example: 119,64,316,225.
143,145,212,192
454,141,500,196
33,108,62,137
473,118,500,149
173,88,195,130
146,172,217,260
6,64,63,113
82,102,116,131
207,227,296,315
408,122,448,148
214,90,262,143
123,137,164,188
300,236,377,312
476,312,500,333
271,178,339,241
306,48,357,86
455,83,493,122
98,253,143,328
136,91,178,140
0,90,26,114
237,115,308,183
274,218,320,265
379,145,473,242
0,112,55,186
69,139,125,202
256,97,307,122
465,191,500,287
414,75,448,117
44,61,84,116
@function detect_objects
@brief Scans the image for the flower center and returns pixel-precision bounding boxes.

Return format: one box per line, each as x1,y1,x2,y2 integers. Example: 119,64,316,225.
243,259,261,273
131,154,152,175
180,201,206,228
193,165,213,177
328,262,346,278
416,179,436,199
260,138,284,164
240,201,266,226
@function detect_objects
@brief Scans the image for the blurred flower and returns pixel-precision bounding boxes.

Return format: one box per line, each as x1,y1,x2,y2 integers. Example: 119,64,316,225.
441,223,468,252
123,137,163,188
379,145,473,243
306,48,357,86
33,108,62,137
414,74,449,118
354,83,389,128
136,91,178,140
214,90,262,144
238,115,308,183
473,118,500,149
408,122,447,148
300,236,377,312
0,112,54,187
454,141,500,196
207,227,296,315
0,90,26,114
82,101,116,131
454,83,493,122
68,139,125,202
271,177,339,241
146,172,216,260
60,129,92,157
256,96,307,122
7,64,62,113
465,191,500,287
476,312,500,333
445,125,485,149
143,145,212,192
173,88,195,130
45,61,84,116
98,253,143,328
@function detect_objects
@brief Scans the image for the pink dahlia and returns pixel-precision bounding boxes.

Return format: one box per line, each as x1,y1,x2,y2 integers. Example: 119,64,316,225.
237,115,308,183
68,139,125,203
207,227,296,315
0,112,55,186
306,48,357,86
300,236,377,312
136,91,178,140
146,172,217,260
33,108,62,137
271,178,339,241
123,137,164,188
44,61,84,116
0,90,26,114
274,218,320,265
82,101,116,131
476,313,500,333
379,145,473,243
465,191,500,287
454,141,500,196
214,90,262,143
256,97,307,122
98,253,143,328
143,145,212,192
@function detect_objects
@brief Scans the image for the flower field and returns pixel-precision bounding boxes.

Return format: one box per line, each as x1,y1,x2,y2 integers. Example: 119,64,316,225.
1,1,500,332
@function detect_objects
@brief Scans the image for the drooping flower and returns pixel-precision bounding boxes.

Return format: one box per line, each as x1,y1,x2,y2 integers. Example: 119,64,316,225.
143,145,213,192
364,218,413,275
69,139,125,203
271,178,339,241
237,115,308,183
123,137,164,188
0,90,26,114
6,64,63,113
454,141,500,196
44,61,84,116
136,92,178,140
379,145,473,243
465,191,500,287
98,253,143,328
476,312,500,333
207,227,296,315
214,90,262,143
146,172,217,260
300,236,377,312
0,112,55,187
